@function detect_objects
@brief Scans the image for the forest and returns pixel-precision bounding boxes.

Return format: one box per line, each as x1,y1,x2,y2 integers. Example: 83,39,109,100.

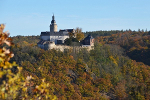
0,24,150,100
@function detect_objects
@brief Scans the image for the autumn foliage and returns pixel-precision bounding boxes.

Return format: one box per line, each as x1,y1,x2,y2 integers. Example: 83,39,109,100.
0,24,57,100
1,24,150,100
95,30,150,66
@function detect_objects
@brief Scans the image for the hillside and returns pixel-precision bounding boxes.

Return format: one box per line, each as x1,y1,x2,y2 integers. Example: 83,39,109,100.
95,30,150,66
11,35,40,47
84,30,124,38
8,33,150,99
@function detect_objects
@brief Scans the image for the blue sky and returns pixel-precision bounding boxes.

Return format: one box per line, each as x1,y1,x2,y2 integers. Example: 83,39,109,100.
1,0,150,36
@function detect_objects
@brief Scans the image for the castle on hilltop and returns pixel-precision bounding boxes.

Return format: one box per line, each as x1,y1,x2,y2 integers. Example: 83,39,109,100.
38,14,74,46
37,14,94,51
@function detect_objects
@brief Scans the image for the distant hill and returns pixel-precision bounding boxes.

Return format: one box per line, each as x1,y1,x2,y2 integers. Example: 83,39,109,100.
11,35,40,47
96,30,150,66
84,30,124,38
11,30,150,66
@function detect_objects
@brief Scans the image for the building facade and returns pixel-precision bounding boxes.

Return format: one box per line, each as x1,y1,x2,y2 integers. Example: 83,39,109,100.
82,35,94,47
37,15,94,51
37,14,75,49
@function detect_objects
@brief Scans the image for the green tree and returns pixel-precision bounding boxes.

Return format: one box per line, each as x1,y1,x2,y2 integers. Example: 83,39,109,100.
64,37,79,46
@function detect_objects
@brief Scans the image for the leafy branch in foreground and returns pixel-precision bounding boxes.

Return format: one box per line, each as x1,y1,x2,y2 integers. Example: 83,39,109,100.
0,24,57,100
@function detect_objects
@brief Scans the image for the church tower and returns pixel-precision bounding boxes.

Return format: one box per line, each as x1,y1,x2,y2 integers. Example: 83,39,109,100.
50,14,57,33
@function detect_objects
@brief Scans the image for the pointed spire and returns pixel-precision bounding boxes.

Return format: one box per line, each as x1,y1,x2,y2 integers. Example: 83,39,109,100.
52,13,55,20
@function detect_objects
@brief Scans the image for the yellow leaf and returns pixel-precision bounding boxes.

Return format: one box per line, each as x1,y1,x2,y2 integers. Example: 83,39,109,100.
0,71,4,78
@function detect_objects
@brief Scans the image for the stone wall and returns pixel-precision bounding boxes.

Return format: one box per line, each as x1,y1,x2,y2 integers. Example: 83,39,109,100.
43,42,94,52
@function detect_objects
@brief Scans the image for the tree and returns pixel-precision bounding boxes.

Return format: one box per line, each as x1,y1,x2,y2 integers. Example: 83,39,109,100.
68,32,74,38
64,37,79,46
75,27,84,41
0,24,57,99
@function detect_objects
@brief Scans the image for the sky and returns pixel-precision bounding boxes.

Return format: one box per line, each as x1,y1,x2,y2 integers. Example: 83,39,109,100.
0,0,150,36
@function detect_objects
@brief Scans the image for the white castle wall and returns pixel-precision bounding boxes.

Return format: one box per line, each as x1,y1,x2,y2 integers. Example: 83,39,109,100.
41,35,69,43
50,35,69,44
43,42,94,52
44,43,71,52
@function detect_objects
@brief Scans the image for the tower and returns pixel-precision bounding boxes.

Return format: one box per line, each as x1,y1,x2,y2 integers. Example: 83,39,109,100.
50,14,57,33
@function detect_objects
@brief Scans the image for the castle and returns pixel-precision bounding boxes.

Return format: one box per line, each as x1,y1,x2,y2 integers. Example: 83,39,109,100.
37,15,94,51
